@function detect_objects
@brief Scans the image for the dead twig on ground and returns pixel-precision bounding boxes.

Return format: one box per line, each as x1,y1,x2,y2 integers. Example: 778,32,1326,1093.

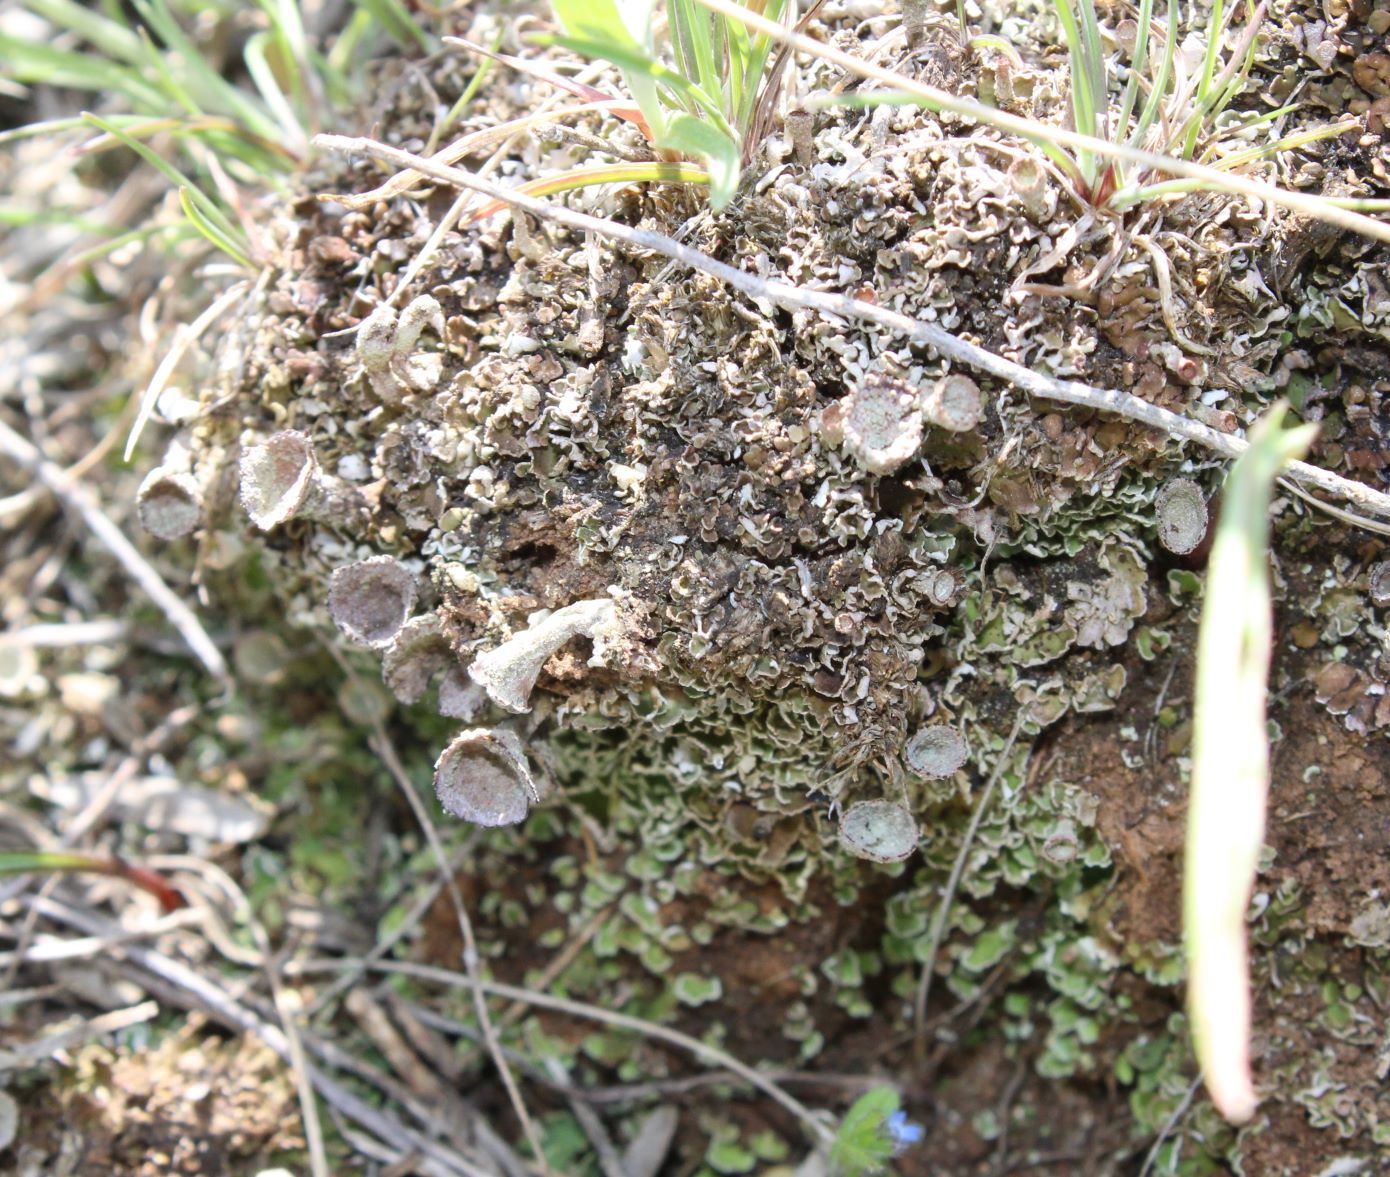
288,955,837,1146
0,417,230,685
367,718,552,1175
913,712,1029,1060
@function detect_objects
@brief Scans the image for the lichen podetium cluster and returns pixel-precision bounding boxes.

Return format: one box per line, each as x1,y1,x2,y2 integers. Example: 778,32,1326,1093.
133,5,1390,1169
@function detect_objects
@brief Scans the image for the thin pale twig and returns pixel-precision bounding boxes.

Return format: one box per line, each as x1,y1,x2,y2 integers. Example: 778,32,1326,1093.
0,418,230,685
913,712,1029,1060
123,279,251,462
0,1000,159,1069
543,1056,631,1177
287,955,836,1146
312,134,1390,524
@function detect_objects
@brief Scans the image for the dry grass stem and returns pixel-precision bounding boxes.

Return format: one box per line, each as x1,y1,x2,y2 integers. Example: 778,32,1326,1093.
696,0,1390,244
0,999,158,1069
367,722,552,1174
33,896,495,1177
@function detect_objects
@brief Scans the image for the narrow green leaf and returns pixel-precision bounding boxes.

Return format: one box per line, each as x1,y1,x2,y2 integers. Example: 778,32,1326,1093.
659,112,740,209
82,112,251,266
0,32,166,108
1186,403,1317,1123
130,0,282,142
668,0,722,109
347,0,435,52
465,161,709,222
178,186,254,268
243,29,309,155
0,850,184,911
19,0,144,62
547,33,733,137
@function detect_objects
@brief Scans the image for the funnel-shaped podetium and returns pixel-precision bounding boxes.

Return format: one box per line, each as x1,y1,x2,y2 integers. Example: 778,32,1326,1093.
839,799,919,862
381,612,452,703
434,727,538,827
838,374,923,476
468,597,617,713
357,295,446,402
239,430,319,529
328,557,418,648
1155,477,1209,556
1369,560,1390,608
922,374,983,433
905,723,968,778
135,466,202,540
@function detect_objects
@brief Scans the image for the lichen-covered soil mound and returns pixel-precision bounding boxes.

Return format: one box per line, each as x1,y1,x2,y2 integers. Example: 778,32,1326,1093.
6,0,1390,1172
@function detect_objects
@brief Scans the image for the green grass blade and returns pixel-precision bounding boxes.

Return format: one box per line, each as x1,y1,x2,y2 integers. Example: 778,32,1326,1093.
1048,0,1101,184
464,160,709,222
1186,403,1317,1123
1131,0,1180,151
432,30,501,149
244,30,309,155
0,850,184,911
178,186,254,268
1113,0,1155,143
548,33,735,139
660,111,740,208
550,0,669,138
326,6,375,85
82,112,250,265
347,0,435,52
129,0,283,143
0,33,167,108
0,114,133,146
669,0,723,112
730,0,785,134
19,0,144,62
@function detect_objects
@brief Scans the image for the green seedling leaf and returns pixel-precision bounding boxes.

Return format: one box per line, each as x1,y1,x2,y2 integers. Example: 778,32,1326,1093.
552,0,668,140
1186,402,1317,1123
463,161,709,223
659,112,739,208
829,1087,914,1176
0,850,185,912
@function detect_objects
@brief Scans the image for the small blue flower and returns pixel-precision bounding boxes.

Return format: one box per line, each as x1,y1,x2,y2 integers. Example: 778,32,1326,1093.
885,1109,924,1154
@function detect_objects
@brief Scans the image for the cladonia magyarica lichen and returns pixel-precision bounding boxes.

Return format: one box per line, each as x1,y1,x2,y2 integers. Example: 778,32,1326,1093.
136,21,1390,1165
